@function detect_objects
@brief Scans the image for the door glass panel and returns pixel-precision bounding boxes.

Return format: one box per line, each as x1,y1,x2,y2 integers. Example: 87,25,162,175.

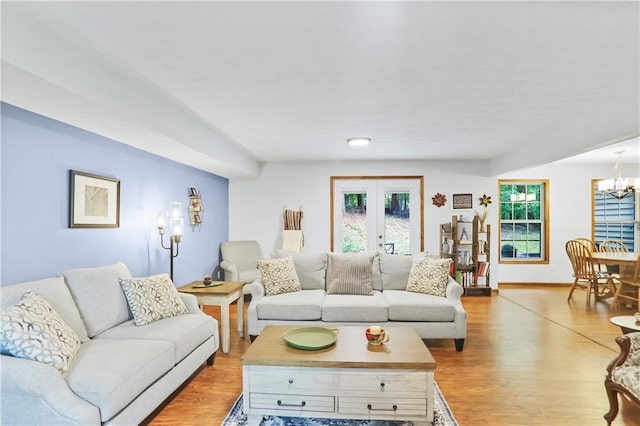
332,177,423,254
342,192,367,253
383,191,410,255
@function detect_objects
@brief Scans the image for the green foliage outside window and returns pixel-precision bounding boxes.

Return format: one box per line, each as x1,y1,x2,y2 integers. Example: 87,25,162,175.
499,182,546,260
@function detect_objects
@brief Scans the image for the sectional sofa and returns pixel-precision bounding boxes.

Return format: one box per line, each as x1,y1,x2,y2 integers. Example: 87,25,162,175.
0,263,219,425
246,251,467,351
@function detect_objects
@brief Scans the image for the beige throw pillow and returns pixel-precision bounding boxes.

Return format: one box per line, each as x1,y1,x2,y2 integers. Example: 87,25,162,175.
406,257,453,297
119,274,188,326
0,291,81,375
327,253,374,295
257,257,302,296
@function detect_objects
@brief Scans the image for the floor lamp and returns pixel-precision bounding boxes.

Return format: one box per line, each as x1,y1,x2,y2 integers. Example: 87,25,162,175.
158,202,184,282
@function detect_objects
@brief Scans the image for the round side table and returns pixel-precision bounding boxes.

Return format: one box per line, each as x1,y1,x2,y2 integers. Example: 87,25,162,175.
609,316,640,334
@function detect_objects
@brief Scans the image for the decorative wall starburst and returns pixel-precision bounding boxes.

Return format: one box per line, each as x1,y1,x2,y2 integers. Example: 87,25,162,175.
432,193,447,207
479,194,492,207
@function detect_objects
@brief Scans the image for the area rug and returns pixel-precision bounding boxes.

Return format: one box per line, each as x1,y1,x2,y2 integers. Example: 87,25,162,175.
222,381,458,426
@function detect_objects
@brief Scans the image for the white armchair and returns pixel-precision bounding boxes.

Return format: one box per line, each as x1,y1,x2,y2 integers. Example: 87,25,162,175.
220,241,261,294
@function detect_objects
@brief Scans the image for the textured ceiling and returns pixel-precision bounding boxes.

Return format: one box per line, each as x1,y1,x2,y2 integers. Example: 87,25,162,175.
2,1,638,178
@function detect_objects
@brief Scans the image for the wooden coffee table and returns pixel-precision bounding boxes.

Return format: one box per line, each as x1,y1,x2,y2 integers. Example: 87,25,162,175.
177,281,244,353
241,325,436,425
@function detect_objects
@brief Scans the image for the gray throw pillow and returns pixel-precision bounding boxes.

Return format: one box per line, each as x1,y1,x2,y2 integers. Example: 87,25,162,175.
119,274,188,326
1,291,81,375
327,253,374,295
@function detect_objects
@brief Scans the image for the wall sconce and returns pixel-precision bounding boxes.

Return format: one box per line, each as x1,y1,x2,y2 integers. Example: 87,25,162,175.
158,201,184,281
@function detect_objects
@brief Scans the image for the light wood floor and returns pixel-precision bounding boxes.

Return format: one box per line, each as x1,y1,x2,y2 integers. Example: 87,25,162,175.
148,286,640,426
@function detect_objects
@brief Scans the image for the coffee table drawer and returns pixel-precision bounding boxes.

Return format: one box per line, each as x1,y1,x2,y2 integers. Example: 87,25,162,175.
248,368,337,393
249,393,335,412
337,370,428,395
338,397,427,416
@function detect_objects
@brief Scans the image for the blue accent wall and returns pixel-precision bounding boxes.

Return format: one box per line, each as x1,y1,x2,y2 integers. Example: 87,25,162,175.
1,102,229,286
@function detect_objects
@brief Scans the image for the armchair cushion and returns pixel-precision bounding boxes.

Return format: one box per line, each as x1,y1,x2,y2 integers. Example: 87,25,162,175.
612,366,640,397
221,240,261,283
605,331,640,425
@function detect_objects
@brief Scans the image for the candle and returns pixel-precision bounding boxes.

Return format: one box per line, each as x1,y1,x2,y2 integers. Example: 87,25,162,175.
369,326,382,335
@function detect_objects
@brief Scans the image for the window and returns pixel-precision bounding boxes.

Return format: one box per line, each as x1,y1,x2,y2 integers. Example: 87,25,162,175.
498,180,549,263
592,180,637,251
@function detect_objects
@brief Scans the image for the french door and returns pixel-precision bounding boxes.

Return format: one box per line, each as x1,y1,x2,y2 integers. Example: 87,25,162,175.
331,177,423,255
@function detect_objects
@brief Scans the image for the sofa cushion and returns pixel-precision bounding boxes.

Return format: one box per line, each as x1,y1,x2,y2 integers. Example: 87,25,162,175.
96,313,216,363
0,276,89,342
256,290,324,320
406,257,453,297
257,257,302,296
1,291,81,374
272,250,327,290
66,339,174,422
62,263,132,338
379,254,413,291
327,253,374,295
119,274,188,326
383,290,456,321
321,291,388,322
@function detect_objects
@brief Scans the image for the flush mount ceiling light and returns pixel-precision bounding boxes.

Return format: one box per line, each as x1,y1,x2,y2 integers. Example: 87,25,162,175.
597,150,639,199
347,137,371,147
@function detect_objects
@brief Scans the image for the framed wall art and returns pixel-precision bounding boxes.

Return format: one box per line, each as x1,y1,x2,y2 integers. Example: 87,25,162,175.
69,170,120,228
452,193,473,210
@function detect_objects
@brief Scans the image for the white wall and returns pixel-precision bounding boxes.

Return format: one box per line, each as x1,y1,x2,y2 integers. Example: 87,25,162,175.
498,161,621,284
230,159,634,287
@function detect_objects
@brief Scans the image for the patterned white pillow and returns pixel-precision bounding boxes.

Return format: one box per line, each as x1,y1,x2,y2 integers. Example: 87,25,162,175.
327,253,374,295
0,291,81,374
257,257,302,296
406,258,453,297
119,274,188,326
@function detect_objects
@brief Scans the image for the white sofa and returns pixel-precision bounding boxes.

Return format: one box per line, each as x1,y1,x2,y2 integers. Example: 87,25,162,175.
0,263,219,425
247,252,467,351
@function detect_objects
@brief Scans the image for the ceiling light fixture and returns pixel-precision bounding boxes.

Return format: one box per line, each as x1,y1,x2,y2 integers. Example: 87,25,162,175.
597,151,639,199
347,137,371,147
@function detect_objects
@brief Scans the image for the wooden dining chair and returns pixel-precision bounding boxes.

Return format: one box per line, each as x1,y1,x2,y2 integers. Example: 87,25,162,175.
599,240,629,253
598,239,629,277
612,254,640,309
574,237,607,273
574,237,598,254
565,240,615,305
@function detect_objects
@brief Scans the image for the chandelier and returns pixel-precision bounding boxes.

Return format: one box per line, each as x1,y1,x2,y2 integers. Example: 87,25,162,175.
597,151,639,199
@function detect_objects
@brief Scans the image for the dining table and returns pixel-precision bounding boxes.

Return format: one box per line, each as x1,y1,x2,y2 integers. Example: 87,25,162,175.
591,252,639,279
592,251,639,308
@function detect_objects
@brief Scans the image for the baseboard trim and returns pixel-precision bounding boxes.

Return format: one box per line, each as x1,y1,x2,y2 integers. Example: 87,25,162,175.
498,282,572,287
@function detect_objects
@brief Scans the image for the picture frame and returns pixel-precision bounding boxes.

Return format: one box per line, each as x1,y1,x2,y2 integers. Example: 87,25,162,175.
69,170,120,228
452,193,473,210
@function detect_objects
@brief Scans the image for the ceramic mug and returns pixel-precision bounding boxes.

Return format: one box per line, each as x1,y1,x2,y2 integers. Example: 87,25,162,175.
366,327,390,345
